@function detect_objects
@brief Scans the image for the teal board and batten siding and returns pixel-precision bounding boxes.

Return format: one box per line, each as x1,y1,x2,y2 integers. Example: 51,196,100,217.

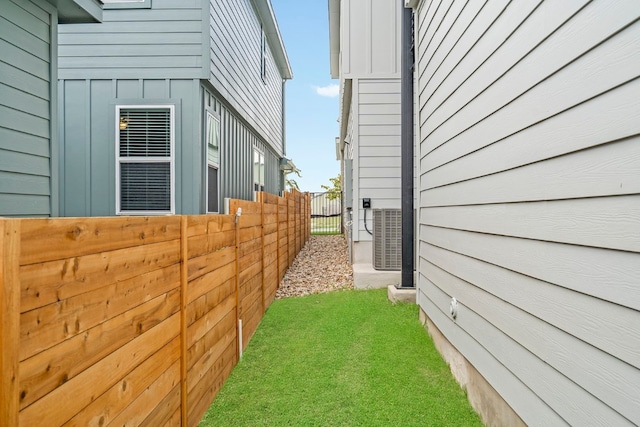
202,83,281,203
57,0,206,80
58,78,201,216
209,0,284,155
415,0,640,425
57,78,282,216
0,0,55,217
56,0,286,216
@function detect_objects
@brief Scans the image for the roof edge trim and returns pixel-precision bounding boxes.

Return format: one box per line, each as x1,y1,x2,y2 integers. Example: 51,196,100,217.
253,0,293,79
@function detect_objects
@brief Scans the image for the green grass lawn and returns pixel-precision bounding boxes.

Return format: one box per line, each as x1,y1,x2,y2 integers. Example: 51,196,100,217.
199,289,482,427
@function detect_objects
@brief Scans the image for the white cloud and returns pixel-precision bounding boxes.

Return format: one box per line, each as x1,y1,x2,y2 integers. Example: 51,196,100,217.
314,84,340,98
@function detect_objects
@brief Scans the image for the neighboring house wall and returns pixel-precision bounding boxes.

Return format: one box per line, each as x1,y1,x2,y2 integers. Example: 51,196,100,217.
414,0,640,425
331,0,403,279
210,0,285,154
0,0,55,217
337,0,400,78
0,0,100,217
58,78,200,216
57,0,290,216
354,78,401,241
58,1,206,80
203,83,282,202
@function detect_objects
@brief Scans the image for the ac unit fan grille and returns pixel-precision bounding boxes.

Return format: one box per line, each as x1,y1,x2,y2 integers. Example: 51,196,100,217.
372,209,401,270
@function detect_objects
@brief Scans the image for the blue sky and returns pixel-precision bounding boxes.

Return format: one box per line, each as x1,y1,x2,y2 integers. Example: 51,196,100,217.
271,0,340,192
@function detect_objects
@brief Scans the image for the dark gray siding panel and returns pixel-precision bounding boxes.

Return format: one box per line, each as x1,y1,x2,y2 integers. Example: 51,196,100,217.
0,0,53,217
59,78,200,216
58,0,205,80
209,0,284,156
203,84,282,205
416,0,640,425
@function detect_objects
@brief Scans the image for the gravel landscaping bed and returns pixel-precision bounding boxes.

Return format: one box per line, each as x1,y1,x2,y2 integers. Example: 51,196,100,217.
276,234,354,299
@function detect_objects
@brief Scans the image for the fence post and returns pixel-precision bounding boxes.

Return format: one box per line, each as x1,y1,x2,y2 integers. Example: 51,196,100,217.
234,204,241,360
305,193,309,242
1,219,20,427
287,192,294,267
179,217,188,427
296,192,302,256
276,196,281,287
259,193,265,315
308,193,311,241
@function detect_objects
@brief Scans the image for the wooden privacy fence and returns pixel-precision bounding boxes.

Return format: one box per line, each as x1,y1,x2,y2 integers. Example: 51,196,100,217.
0,190,310,427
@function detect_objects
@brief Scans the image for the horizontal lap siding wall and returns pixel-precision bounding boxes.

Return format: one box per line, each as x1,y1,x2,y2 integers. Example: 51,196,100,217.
338,0,402,246
416,0,640,425
0,192,310,426
209,0,284,156
0,0,54,216
58,0,205,80
355,79,401,242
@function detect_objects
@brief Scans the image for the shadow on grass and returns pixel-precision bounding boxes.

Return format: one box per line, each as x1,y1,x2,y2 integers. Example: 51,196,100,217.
199,289,482,427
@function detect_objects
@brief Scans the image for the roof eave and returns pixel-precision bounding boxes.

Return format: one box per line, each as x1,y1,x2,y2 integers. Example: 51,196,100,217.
252,0,293,79
47,0,103,23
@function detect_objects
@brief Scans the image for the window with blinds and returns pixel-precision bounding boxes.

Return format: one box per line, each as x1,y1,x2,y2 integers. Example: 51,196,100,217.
116,106,174,214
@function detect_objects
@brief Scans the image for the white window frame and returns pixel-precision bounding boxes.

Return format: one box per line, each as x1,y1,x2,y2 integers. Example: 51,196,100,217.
206,111,221,214
115,104,175,215
253,147,265,200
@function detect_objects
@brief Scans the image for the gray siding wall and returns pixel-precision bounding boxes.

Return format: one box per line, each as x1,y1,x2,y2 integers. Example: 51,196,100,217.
354,78,401,242
58,78,201,216
0,0,56,217
58,0,206,80
416,0,640,425
209,0,284,155
339,0,401,78
203,83,282,203
58,78,282,217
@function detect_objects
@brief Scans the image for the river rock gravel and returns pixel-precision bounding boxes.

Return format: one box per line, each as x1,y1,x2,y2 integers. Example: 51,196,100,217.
276,235,354,299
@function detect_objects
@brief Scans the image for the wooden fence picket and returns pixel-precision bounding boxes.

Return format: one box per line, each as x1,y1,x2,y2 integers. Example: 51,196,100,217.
0,192,309,426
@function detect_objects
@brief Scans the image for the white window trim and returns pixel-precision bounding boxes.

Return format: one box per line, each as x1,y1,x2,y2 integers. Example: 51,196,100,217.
206,111,221,214
115,104,175,215
253,147,265,201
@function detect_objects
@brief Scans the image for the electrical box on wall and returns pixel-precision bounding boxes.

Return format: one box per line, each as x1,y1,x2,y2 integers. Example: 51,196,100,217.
362,198,371,209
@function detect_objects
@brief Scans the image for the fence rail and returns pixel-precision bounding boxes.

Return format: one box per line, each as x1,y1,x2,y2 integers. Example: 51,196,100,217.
0,190,310,427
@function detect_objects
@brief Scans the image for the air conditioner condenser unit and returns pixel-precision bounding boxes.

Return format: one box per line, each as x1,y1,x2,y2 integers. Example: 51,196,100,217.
372,209,401,270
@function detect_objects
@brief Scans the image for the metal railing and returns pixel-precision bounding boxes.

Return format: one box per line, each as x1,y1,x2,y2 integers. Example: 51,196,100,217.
310,191,342,235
